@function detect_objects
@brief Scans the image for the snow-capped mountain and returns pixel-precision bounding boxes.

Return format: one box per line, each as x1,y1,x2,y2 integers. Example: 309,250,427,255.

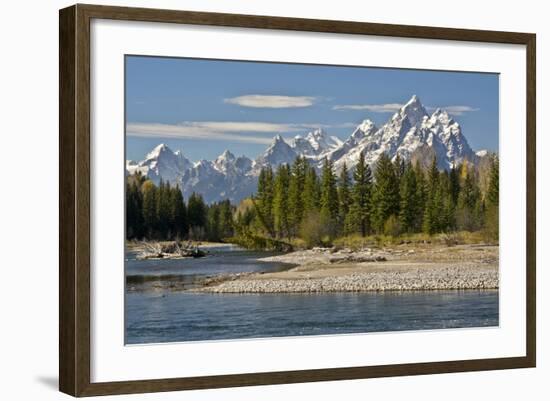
126,95,482,203
329,119,378,168
212,149,255,175
177,151,255,203
126,144,192,185
331,95,476,170
290,128,342,158
254,134,297,170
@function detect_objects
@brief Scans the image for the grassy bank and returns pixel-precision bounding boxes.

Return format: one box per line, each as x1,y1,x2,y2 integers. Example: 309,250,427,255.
333,230,497,250
226,232,293,252
227,230,497,253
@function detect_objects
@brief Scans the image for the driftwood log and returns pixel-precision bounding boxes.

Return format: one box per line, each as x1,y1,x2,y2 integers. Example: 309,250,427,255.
137,241,206,260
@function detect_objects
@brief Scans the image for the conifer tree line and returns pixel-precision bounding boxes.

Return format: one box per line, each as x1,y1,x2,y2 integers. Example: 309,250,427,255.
127,152,499,246
126,173,234,241
239,152,499,246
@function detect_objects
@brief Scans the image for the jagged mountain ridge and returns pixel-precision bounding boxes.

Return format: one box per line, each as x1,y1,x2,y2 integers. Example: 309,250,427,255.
126,143,192,185
126,95,482,203
330,95,476,171
290,128,342,158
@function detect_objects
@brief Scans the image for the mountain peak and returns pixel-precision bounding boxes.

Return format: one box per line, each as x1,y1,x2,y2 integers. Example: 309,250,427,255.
256,134,296,168
357,119,376,133
430,108,453,126
306,127,325,138
432,107,448,117
133,143,191,186
306,128,327,148
129,93,477,204
218,149,236,160
398,95,428,126
145,143,173,160
269,134,292,151
267,134,291,151
403,94,424,109
290,128,342,157
213,149,237,173
349,119,377,143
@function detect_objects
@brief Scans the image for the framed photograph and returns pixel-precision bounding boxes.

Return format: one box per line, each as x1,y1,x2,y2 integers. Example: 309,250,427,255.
59,4,536,397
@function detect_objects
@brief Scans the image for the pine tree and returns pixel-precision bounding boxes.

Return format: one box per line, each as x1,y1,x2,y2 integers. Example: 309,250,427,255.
393,153,405,182
337,162,351,231
256,167,275,236
187,192,207,239
456,167,482,231
170,186,187,239
398,162,419,233
206,204,221,241
414,162,427,231
273,164,291,240
126,181,144,239
449,164,461,206
487,155,499,207
372,153,400,233
205,200,232,241
485,155,499,241
219,199,234,239
156,180,173,238
302,166,320,213
347,152,372,236
438,172,455,231
288,156,308,236
141,180,158,239
423,157,441,234
320,157,339,224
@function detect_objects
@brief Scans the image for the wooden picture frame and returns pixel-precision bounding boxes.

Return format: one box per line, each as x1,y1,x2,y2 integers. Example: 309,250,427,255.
59,3,536,397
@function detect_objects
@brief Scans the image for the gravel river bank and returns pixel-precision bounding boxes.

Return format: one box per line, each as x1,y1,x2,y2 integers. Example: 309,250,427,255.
194,244,498,293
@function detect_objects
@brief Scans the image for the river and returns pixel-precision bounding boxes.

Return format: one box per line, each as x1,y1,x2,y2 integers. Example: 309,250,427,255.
125,245,498,344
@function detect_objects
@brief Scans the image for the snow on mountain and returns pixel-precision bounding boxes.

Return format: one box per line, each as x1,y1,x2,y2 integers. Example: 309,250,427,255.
213,150,237,173
126,143,191,185
178,151,255,204
290,128,342,158
254,134,297,169
331,95,476,171
127,95,483,203
476,149,488,158
328,119,377,166
235,155,254,173
180,159,226,201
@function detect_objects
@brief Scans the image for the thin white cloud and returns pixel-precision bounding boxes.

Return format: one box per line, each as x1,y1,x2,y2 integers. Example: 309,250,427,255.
126,121,331,144
181,121,307,133
430,105,480,116
224,95,317,108
127,123,272,144
333,103,404,112
335,103,480,116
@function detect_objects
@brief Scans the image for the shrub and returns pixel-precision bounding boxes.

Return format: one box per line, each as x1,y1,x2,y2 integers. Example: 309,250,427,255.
299,211,327,248
383,215,401,237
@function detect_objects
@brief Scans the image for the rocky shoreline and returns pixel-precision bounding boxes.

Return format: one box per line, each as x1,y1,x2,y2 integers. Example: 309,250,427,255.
193,244,499,293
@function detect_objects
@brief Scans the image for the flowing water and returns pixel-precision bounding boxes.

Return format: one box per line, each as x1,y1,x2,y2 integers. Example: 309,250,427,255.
125,245,498,344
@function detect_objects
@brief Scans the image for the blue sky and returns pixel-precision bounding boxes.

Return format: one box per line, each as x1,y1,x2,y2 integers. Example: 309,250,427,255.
126,55,499,162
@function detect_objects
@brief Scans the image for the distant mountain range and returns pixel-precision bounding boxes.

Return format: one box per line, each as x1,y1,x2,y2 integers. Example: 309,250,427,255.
127,95,487,203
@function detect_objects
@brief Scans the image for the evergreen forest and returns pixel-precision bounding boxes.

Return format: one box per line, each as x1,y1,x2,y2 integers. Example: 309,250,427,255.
126,151,499,249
